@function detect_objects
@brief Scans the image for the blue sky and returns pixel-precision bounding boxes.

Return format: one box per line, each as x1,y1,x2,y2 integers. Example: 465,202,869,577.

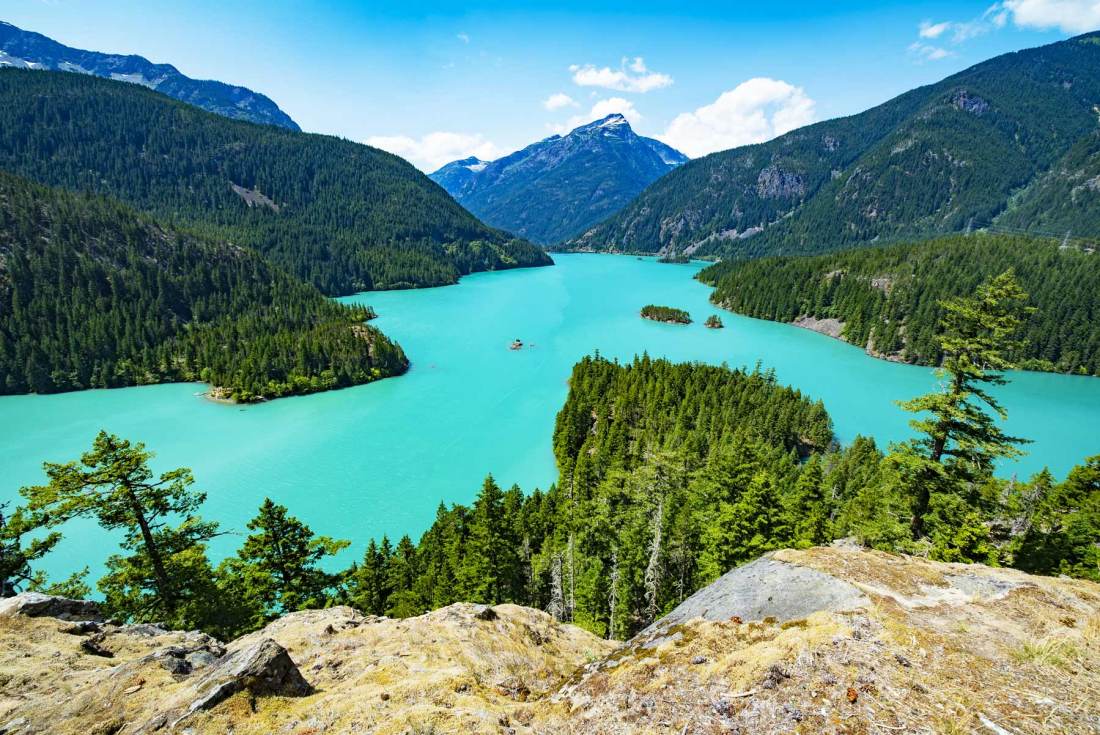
4,1,1095,169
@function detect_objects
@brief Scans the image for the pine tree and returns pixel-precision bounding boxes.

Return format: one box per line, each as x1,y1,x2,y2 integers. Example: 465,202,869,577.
226,499,349,619
891,271,1033,537
0,503,61,597
19,431,220,628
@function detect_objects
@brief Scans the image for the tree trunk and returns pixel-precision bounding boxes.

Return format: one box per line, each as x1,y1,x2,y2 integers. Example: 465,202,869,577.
123,486,174,609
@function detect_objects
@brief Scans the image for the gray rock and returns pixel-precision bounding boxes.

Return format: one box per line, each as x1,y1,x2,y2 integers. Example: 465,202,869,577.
184,639,312,715
643,556,870,636
0,592,102,622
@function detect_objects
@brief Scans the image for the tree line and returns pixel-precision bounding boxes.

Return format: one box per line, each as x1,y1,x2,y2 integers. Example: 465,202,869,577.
2,273,1097,640
0,171,407,401
700,232,1100,376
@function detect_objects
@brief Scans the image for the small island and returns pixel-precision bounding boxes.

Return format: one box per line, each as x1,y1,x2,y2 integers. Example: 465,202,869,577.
640,305,692,324
705,314,724,329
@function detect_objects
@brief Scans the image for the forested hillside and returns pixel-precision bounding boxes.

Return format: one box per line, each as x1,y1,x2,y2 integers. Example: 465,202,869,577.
0,171,407,400
564,32,1100,259
0,69,550,294
699,233,1100,375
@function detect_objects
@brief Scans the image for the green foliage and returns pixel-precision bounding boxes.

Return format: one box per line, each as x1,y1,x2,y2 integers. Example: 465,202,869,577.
891,271,1032,536
18,431,223,629
0,171,408,400
0,502,61,596
565,33,1100,258
701,233,1100,376
639,305,691,324
340,356,841,638
0,68,551,295
217,499,349,630
4,354,1097,641
1011,456,1100,581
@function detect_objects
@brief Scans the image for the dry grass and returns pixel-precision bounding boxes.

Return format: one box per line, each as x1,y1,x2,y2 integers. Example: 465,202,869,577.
1010,636,1082,669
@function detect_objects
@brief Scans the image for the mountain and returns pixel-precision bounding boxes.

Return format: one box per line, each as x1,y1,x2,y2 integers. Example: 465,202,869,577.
0,20,300,130
0,170,407,401
0,68,551,294
431,114,688,245
430,156,489,193
4,545,1098,734
564,32,1100,258
699,232,1100,376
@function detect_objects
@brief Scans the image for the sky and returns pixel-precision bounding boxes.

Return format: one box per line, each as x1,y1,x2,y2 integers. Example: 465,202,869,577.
4,1,1097,170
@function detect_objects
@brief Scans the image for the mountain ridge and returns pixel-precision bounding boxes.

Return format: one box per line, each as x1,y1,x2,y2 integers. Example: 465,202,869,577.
432,114,688,245
0,20,300,130
563,32,1100,259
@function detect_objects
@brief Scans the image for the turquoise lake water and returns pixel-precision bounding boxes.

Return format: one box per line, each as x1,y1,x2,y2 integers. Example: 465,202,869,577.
3,253,1099,583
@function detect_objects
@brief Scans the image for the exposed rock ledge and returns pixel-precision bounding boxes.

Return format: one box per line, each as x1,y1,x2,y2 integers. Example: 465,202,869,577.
791,315,845,339
2,546,1098,734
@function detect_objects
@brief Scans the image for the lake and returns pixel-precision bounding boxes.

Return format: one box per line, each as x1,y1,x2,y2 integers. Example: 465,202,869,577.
3,254,1099,583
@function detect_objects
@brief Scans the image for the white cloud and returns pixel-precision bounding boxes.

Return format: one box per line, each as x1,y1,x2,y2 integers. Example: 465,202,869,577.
658,78,816,158
365,131,503,172
457,32,470,44
1002,0,1100,33
908,41,955,61
919,20,952,38
569,57,673,93
550,97,641,134
543,92,578,111
913,0,1098,55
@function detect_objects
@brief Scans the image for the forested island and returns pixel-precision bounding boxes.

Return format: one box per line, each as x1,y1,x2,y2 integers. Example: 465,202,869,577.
0,172,407,401
4,272,1097,642
640,305,691,324
704,315,724,329
699,232,1100,376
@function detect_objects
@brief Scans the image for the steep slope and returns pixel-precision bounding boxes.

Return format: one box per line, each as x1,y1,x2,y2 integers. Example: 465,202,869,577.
0,171,407,401
431,114,688,245
430,156,488,193
566,32,1100,259
0,20,299,130
699,232,1100,376
997,129,1100,236
3,546,1097,734
0,68,551,294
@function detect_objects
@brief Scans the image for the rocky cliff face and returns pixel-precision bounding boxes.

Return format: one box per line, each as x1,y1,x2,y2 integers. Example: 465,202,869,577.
2,546,1098,734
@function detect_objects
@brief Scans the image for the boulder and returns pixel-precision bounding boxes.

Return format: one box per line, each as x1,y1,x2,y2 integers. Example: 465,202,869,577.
183,639,312,715
0,592,102,622
644,556,869,636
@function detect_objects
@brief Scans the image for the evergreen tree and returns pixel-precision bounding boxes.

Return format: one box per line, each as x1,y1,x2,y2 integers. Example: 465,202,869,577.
457,476,521,603
19,431,220,628
224,499,349,621
0,503,61,597
891,271,1033,536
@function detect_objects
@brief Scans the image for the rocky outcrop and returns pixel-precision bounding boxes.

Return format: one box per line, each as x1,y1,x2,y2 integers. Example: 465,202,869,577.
643,556,870,637
756,164,806,199
792,315,845,339
2,548,1098,734
0,592,102,622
